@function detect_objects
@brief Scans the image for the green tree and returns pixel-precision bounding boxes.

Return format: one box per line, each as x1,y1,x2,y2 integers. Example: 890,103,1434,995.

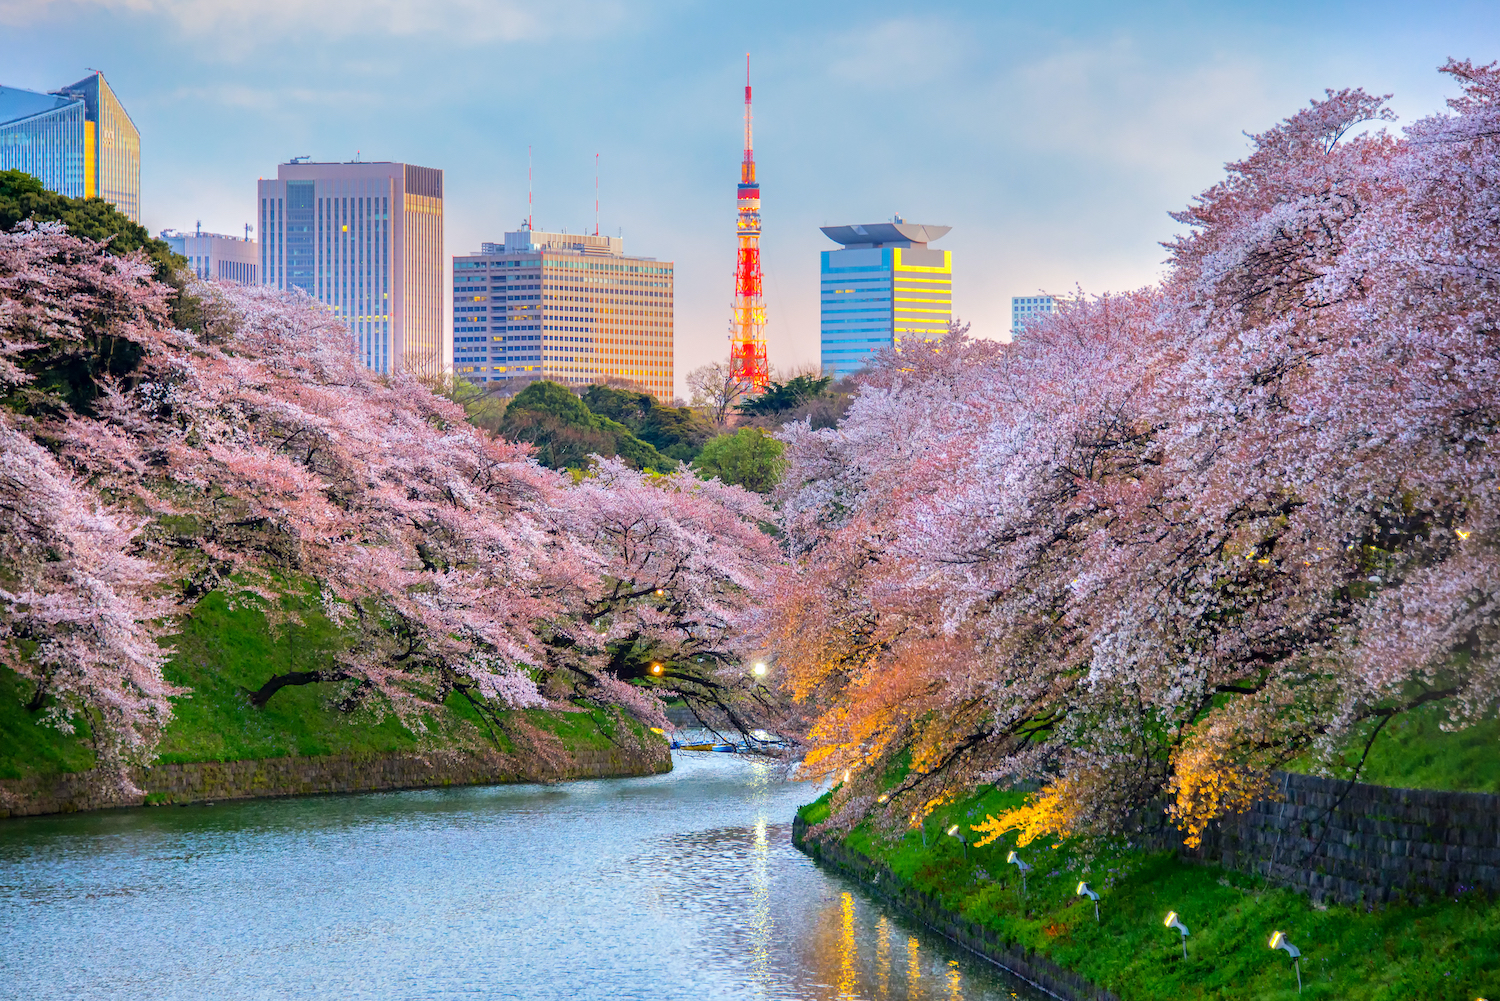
1,169,181,279
734,374,832,419
498,381,675,472
691,427,785,493
582,383,714,462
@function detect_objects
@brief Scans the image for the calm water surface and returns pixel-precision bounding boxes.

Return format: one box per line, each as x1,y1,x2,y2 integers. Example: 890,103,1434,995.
0,752,1047,1000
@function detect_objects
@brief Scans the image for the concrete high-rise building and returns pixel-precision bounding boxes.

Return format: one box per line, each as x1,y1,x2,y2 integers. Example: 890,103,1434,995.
1011,295,1055,336
160,226,259,285
451,228,674,398
819,220,951,379
0,72,141,221
258,161,444,377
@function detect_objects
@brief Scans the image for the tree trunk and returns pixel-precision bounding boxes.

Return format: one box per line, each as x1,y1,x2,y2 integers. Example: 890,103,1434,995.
249,670,343,708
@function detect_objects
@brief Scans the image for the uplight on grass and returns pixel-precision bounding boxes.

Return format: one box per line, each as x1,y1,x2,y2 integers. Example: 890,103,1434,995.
1076,881,1099,922
1164,911,1190,959
1269,931,1303,992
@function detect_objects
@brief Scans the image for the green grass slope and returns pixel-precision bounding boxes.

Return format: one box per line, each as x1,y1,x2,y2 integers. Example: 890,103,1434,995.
799,784,1497,1001
2,586,654,781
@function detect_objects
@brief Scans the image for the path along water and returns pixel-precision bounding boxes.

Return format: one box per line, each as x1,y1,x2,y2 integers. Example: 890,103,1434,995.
0,751,1049,1000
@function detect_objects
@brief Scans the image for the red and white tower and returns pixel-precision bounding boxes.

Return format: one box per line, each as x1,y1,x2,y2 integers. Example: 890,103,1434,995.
729,55,770,388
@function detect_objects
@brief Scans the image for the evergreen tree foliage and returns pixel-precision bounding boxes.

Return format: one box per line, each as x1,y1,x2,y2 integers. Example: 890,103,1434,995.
499,380,675,472
582,383,714,462
692,427,785,493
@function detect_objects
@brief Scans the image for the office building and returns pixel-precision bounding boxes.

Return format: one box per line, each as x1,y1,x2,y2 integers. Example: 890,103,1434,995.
258,160,444,377
0,72,141,221
1011,295,1055,336
160,225,259,285
451,228,674,398
819,219,951,378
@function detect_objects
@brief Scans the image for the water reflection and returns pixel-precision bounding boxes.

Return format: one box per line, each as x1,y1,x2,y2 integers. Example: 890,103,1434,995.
0,752,1048,1000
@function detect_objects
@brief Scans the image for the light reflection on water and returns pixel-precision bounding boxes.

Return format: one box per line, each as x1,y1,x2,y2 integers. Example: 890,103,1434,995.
0,753,1048,1001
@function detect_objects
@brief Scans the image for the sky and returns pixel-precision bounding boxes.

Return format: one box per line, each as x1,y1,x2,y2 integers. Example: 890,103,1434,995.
2,1,1498,398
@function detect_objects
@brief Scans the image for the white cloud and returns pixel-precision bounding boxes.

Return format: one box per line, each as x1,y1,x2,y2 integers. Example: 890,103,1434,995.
0,0,624,47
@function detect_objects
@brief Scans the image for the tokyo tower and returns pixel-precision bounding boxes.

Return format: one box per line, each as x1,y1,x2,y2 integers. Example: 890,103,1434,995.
729,55,770,388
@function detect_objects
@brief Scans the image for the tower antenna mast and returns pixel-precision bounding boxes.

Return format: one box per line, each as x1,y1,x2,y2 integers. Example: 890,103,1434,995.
527,146,533,231
728,53,770,389
594,153,600,236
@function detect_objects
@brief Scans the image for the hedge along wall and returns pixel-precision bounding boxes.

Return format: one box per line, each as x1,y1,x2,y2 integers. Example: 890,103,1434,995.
1182,772,1500,905
0,741,672,820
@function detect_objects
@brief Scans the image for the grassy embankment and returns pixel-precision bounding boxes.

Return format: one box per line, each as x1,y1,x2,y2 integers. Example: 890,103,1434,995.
798,726,1499,1001
0,584,652,783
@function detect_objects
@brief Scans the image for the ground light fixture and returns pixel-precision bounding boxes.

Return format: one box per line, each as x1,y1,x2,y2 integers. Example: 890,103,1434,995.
1006,850,1032,895
877,794,888,804
1076,881,1100,922
946,825,968,859
1269,931,1302,993
1164,911,1189,959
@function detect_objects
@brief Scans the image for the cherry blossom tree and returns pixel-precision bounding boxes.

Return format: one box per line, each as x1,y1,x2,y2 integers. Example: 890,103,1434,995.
1,224,786,763
771,64,1500,845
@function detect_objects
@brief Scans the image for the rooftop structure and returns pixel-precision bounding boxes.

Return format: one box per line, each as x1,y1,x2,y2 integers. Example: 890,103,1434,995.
452,228,674,398
0,72,141,221
819,218,952,378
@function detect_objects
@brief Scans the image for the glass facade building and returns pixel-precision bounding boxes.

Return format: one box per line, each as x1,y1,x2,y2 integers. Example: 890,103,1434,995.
258,161,445,378
452,228,675,399
819,221,952,379
1011,295,1055,336
0,73,140,221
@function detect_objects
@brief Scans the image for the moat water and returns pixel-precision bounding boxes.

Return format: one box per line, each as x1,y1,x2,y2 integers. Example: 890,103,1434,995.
0,752,1048,1000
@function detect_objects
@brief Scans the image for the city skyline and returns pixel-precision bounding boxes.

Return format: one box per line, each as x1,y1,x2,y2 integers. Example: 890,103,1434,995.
2,2,1497,396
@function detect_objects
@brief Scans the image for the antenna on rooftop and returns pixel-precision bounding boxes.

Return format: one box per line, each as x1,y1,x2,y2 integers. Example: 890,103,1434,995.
244,223,253,242
594,153,600,237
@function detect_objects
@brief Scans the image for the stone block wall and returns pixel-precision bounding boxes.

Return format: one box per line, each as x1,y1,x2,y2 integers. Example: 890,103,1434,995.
0,741,671,820
1187,771,1500,905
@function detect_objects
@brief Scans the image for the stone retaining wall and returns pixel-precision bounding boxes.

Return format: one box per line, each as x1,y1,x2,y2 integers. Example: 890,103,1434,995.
794,817,1120,1001
1185,771,1500,905
0,741,672,820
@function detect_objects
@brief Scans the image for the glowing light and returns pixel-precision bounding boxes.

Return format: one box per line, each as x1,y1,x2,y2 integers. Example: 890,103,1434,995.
877,794,888,803
1456,528,1472,539
842,770,850,783
947,825,961,837
650,663,664,675
1269,931,1284,949
752,661,767,677
1164,911,1178,927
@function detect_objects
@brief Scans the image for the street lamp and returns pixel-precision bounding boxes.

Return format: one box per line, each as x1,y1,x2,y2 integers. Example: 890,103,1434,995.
650,663,664,676
752,661,767,677
1006,850,1032,895
946,824,968,859
1164,911,1189,960
1076,881,1100,922
1269,931,1302,993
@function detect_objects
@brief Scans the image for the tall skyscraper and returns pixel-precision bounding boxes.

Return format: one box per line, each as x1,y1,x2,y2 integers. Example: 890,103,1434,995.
1011,295,1055,336
258,160,444,377
0,72,141,221
160,226,259,285
451,228,674,398
819,220,952,378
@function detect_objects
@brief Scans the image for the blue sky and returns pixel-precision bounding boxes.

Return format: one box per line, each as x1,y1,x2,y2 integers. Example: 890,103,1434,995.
2,1,1497,396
